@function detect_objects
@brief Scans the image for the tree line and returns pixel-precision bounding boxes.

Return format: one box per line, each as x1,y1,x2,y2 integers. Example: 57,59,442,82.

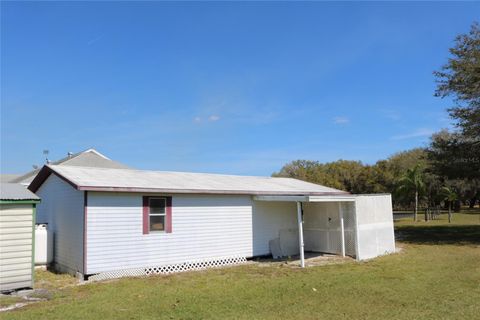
273,22,480,218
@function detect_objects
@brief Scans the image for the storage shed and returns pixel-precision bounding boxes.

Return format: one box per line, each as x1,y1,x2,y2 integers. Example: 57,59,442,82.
0,183,40,291
29,165,395,280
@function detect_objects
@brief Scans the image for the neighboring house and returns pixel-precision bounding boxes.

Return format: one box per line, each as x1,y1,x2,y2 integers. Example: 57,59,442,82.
0,183,40,291
29,164,395,281
11,148,130,187
0,174,21,183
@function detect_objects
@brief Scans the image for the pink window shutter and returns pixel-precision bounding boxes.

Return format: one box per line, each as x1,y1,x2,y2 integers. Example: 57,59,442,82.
166,197,172,233
142,196,149,234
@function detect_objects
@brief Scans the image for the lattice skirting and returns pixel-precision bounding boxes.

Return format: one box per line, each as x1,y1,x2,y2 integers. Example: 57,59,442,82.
88,256,247,282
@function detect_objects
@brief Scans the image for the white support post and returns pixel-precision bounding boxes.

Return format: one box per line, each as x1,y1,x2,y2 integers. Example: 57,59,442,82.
297,202,305,268
353,200,361,261
339,202,346,257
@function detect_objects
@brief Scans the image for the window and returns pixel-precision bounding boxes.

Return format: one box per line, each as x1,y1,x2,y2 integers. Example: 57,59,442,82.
149,198,166,231
143,196,172,234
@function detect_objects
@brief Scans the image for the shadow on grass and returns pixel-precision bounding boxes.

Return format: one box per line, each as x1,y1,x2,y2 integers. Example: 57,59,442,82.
395,225,480,245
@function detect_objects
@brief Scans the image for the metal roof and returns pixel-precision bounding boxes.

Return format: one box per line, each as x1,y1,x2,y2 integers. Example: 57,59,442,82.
0,174,21,183
49,149,130,169
29,165,348,196
1,183,40,201
12,149,130,185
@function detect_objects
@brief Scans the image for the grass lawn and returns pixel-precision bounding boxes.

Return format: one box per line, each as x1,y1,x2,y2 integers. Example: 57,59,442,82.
2,212,479,319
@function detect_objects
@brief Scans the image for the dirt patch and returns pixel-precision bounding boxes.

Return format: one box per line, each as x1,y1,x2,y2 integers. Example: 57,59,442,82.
0,288,54,312
251,252,354,268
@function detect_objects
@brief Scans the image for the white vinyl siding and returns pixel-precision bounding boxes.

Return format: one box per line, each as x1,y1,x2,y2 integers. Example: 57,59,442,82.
35,175,84,275
0,204,34,291
252,201,297,256
86,193,253,274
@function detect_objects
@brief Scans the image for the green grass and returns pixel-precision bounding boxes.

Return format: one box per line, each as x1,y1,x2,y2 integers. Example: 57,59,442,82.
3,212,480,319
395,213,480,246
395,210,480,226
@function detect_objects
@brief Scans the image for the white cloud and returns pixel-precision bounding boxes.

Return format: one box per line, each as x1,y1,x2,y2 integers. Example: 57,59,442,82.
193,115,220,123
333,116,349,125
87,33,105,46
380,109,401,121
391,128,435,140
208,115,220,122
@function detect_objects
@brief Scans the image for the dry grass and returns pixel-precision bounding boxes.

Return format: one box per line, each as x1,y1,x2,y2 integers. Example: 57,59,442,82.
33,269,77,291
0,296,23,309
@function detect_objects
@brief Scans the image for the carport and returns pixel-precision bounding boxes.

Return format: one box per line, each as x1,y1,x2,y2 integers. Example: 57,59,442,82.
253,194,396,267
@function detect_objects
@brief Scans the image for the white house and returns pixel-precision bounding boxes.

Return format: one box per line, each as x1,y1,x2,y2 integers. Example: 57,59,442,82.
29,164,395,281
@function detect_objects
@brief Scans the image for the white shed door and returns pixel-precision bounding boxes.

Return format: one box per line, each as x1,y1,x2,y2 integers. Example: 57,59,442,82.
0,204,34,291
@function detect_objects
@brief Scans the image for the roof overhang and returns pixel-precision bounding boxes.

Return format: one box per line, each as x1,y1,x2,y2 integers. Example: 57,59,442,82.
76,186,349,196
253,195,356,202
0,199,40,204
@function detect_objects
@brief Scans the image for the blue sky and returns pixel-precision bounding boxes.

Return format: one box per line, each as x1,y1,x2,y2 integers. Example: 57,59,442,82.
1,2,478,175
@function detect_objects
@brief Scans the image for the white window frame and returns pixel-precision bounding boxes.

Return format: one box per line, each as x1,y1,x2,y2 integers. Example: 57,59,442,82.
149,197,167,232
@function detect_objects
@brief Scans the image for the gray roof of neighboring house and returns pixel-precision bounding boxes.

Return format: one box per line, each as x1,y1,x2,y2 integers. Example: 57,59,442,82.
0,174,21,183
1,183,40,201
12,149,130,185
29,165,348,196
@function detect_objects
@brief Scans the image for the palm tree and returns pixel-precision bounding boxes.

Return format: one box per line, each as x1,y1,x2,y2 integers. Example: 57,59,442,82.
441,186,458,223
397,165,425,222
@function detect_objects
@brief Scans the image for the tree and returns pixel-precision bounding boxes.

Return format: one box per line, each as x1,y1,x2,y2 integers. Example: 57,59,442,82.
272,160,344,189
387,149,429,208
387,148,428,178
429,129,480,180
444,178,480,209
422,171,443,207
431,22,480,181
434,21,480,138
441,186,458,223
396,165,425,222
272,148,432,208
272,159,368,192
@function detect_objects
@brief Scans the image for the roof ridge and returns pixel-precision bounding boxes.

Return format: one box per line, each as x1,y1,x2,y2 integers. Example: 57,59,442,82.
48,164,297,180
52,148,110,165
